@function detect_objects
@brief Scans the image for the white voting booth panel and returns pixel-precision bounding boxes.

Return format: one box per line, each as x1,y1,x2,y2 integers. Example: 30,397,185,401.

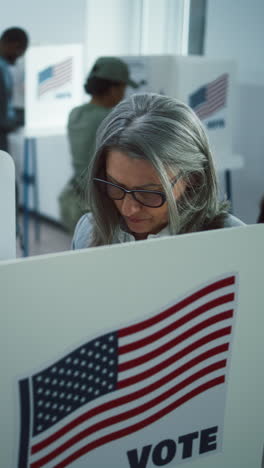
16,43,84,222
123,55,243,171
0,225,263,467
0,151,16,260
25,44,83,138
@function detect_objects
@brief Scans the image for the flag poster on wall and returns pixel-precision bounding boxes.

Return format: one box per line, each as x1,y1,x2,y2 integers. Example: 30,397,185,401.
188,74,229,126
25,44,83,137
17,273,238,468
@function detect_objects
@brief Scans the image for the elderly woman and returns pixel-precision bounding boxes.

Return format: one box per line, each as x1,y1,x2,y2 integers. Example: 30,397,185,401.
72,93,244,249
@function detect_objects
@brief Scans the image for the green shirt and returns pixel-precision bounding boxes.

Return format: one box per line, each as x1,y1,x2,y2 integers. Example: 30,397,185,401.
59,102,110,233
67,101,110,180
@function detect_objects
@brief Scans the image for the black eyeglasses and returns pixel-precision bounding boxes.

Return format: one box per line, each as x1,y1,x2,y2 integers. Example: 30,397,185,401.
93,176,179,208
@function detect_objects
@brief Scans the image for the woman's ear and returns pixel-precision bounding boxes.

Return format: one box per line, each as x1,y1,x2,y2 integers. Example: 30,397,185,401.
173,177,187,200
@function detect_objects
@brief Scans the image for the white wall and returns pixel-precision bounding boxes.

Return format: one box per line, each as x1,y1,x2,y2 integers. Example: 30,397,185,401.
204,0,264,223
140,0,190,55
84,0,189,74
0,0,86,45
84,0,141,75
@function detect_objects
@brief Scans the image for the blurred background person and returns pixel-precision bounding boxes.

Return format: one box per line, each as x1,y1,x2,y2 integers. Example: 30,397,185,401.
59,56,137,233
0,27,28,152
257,196,264,223
0,26,29,249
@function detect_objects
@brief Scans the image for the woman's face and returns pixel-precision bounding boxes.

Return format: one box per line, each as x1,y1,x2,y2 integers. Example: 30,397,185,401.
105,150,186,239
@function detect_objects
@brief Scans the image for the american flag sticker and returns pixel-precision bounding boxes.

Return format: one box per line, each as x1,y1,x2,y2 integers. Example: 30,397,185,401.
189,74,229,121
17,273,238,467
37,57,73,97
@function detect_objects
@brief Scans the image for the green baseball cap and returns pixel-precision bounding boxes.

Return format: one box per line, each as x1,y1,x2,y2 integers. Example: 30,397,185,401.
88,56,138,88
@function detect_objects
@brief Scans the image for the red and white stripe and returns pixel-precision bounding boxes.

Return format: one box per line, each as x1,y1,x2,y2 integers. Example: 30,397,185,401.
195,74,228,120
38,58,72,96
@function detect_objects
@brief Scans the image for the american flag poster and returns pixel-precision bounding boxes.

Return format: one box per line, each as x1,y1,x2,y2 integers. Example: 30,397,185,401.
189,74,229,121
17,273,238,468
25,44,82,132
37,57,73,97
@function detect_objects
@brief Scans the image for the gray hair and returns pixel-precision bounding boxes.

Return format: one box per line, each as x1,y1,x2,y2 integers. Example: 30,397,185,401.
87,93,228,246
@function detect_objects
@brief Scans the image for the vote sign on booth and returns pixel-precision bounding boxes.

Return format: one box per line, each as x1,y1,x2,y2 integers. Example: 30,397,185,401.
0,225,263,468
18,274,237,468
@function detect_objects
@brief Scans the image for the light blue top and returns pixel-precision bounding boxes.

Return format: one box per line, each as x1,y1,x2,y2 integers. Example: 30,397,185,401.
72,213,245,250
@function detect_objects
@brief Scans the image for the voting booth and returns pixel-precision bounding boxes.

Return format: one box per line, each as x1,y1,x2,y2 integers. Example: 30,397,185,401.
0,225,263,467
123,55,243,174
20,44,84,255
0,151,16,260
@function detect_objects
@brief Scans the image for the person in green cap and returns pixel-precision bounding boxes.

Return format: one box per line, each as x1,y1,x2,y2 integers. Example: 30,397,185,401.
59,56,138,233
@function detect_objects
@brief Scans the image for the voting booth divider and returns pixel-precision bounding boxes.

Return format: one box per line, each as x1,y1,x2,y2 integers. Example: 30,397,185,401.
20,44,84,255
25,44,83,137
0,225,263,467
123,54,243,205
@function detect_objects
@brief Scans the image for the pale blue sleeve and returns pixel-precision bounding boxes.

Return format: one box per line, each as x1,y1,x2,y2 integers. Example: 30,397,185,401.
71,213,94,250
223,214,246,228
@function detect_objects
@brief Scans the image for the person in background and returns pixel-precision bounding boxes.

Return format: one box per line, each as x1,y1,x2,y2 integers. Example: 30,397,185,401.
72,93,244,249
257,196,264,223
0,27,28,250
0,27,28,151
59,56,137,233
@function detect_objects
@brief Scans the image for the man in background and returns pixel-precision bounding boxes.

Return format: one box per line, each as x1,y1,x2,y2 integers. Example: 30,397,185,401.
0,27,29,151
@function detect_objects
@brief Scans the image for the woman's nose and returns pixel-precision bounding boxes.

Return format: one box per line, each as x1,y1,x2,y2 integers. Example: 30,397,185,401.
120,193,142,216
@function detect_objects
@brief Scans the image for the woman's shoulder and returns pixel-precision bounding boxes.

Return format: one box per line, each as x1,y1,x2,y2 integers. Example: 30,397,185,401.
71,213,94,250
223,213,245,228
